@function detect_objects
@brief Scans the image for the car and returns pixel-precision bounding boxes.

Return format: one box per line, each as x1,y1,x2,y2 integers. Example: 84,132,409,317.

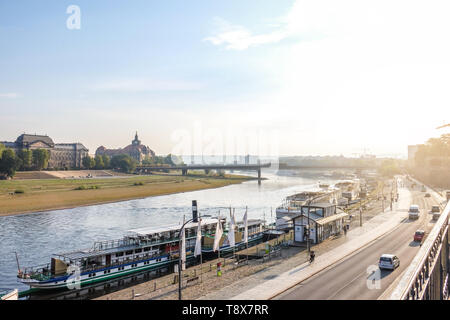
379,254,400,270
421,186,426,192
424,193,431,197
414,230,425,242
430,205,440,213
408,205,420,220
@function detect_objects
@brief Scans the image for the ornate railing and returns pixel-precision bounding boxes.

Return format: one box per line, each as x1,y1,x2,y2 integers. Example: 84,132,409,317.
390,200,449,300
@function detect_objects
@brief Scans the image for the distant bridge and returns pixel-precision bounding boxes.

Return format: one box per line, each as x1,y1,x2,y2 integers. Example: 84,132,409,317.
278,163,377,170
135,162,272,182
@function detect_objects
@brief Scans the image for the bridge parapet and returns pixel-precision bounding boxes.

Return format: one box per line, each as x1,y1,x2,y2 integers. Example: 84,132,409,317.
390,200,449,300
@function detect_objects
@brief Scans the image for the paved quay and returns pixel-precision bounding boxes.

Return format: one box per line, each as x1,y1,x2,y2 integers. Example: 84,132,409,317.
95,179,401,300
202,186,411,300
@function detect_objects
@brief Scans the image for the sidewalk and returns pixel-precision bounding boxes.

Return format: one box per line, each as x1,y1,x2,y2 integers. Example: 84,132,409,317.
199,186,412,300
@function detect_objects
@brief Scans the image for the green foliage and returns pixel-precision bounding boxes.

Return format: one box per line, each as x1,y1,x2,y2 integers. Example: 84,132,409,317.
17,149,32,170
133,181,144,186
0,143,5,159
14,189,25,194
0,148,21,178
111,154,137,173
74,185,100,190
94,155,104,169
101,154,110,169
415,133,450,167
32,149,50,170
82,155,95,169
141,154,184,166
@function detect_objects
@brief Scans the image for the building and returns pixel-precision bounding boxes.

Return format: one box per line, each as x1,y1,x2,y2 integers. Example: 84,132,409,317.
1,134,89,169
95,132,155,164
291,203,348,244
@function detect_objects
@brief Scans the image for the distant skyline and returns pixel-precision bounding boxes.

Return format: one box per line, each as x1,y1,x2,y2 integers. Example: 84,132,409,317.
1,1,449,157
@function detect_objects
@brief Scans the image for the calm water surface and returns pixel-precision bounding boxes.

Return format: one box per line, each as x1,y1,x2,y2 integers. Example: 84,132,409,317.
0,171,341,291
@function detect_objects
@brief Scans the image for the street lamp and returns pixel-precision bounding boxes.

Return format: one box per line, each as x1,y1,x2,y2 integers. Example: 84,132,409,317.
176,214,211,300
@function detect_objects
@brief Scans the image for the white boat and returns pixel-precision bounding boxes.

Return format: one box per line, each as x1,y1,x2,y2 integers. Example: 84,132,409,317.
1,289,18,300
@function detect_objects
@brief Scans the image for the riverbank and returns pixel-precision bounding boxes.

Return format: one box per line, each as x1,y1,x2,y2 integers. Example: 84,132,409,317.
0,173,254,217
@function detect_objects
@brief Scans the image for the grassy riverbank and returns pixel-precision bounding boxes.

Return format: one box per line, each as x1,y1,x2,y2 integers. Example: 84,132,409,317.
0,173,254,216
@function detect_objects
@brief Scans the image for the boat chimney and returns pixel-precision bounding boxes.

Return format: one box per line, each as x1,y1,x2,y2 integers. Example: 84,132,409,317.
192,200,198,222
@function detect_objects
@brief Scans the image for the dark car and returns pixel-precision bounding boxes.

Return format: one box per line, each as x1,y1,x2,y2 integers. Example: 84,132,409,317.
414,230,425,242
424,193,431,197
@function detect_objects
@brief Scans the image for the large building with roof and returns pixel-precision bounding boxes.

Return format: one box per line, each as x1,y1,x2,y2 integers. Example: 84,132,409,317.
95,132,155,164
1,133,89,169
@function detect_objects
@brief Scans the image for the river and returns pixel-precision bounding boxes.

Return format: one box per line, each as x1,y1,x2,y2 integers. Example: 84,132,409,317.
0,170,347,292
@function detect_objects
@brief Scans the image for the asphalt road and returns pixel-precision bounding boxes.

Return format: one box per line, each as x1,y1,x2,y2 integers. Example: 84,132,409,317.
275,183,439,300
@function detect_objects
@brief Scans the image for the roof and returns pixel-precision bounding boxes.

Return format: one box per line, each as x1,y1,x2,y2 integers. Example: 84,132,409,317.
15,134,55,147
315,212,348,225
127,218,222,236
380,254,395,258
306,202,336,209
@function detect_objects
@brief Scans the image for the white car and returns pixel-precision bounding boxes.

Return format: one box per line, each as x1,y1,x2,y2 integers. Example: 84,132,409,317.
379,254,400,270
408,205,420,220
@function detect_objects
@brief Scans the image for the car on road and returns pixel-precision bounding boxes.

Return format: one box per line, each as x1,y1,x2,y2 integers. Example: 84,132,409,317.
424,193,431,197
431,205,441,220
379,254,400,270
408,205,420,220
414,230,425,242
421,186,426,192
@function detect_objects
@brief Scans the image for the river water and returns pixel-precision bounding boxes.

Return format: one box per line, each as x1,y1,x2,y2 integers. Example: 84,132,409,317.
0,170,345,292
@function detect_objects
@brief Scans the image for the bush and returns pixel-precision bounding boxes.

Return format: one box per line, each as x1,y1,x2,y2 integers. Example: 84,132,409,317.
133,182,144,186
14,189,25,194
74,185,100,190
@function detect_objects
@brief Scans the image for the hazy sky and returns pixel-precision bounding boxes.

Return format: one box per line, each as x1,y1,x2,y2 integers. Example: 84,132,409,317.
0,0,449,158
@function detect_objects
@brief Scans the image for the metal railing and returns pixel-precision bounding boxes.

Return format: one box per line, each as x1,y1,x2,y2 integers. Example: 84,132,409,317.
390,200,449,300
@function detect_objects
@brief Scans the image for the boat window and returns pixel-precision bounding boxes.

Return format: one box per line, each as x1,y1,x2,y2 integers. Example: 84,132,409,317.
144,247,151,251
115,252,124,257
135,249,142,253
126,250,133,255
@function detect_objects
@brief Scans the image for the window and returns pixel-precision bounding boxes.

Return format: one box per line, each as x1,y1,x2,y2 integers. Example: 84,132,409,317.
135,248,142,253
126,250,133,255
144,247,151,252
115,252,124,257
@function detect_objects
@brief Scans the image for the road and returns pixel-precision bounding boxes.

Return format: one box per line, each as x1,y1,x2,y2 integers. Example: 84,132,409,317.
275,181,439,300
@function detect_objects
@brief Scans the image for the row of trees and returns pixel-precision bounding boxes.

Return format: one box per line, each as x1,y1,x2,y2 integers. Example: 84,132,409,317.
412,133,450,188
0,144,50,178
82,154,137,173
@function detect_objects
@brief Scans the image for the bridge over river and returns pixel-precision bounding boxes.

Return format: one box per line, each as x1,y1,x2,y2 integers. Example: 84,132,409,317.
135,162,272,182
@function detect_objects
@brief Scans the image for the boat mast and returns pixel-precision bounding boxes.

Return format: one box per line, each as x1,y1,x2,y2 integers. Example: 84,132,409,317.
14,252,20,273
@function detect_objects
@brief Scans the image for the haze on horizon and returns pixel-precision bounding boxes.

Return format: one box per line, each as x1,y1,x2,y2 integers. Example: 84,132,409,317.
0,1,448,158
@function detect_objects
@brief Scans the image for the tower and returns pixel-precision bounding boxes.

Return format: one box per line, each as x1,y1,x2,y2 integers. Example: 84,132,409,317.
132,131,141,146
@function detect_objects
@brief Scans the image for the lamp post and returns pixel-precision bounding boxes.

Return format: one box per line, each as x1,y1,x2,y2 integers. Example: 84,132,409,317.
176,214,210,300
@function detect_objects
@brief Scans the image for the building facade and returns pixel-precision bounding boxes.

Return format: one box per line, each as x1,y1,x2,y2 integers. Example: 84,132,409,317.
95,132,155,163
1,134,89,169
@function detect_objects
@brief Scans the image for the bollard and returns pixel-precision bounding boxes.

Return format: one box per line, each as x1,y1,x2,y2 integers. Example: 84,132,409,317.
154,282,156,291
131,289,134,300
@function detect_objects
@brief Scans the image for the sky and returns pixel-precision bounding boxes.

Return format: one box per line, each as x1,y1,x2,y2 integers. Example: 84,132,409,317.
0,0,449,158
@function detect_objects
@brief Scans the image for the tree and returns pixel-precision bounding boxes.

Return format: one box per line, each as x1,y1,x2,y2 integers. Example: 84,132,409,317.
32,149,50,170
0,148,20,178
0,143,5,159
102,154,110,169
94,155,104,169
110,154,137,173
82,155,95,169
17,149,32,170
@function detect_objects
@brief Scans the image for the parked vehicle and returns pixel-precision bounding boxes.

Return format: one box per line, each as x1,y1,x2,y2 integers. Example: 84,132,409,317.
421,186,426,192
430,205,440,213
414,230,425,242
424,193,431,197
408,205,420,220
446,190,450,201
379,254,400,270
